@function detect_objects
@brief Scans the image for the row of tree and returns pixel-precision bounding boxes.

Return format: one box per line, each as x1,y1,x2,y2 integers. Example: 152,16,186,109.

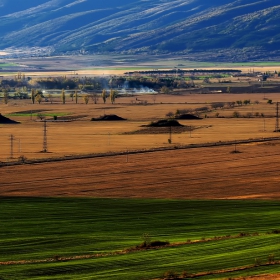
0,74,194,92
24,89,118,105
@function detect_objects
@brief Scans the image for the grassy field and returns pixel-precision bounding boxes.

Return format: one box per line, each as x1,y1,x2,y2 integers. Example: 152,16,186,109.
1,198,280,279
0,62,18,67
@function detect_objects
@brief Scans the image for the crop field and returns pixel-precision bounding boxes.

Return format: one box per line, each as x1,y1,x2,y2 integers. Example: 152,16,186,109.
0,93,280,161
2,89,280,279
1,198,280,280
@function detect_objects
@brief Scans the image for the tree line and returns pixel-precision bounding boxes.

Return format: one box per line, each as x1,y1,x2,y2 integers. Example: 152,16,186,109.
0,74,195,93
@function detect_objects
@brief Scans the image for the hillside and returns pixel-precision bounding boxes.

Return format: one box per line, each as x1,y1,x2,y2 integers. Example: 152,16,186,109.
0,0,280,61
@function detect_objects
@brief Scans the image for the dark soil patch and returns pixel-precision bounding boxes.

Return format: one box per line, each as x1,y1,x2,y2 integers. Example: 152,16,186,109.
48,115,87,121
0,114,20,124
124,126,192,135
91,114,127,121
145,119,183,127
175,114,202,120
97,107,123,110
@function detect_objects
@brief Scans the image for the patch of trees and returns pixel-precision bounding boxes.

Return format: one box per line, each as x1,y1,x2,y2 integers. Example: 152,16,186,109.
126,77,193,91
0,74,196,95
125,69,241,76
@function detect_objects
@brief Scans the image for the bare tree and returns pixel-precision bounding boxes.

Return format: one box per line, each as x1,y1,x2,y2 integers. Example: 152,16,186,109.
74,90,78,104
2,89,9,104
110,89,117,104
61,89,66,104
91,93,99,104
83,95,89,104
102,89,107,104
152,93,157,104
48,93,53,104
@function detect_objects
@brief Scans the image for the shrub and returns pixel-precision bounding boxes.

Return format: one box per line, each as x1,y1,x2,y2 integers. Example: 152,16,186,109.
255,258,262,266
166,112,174,118
211,102,225,109
37,113,45,120
238,232,249,237
18,155,27,163
163,270,179,280
141,233,151,247
54,255,60,261
245,112,252,118
232,111,240,118
150,240,170,247
139,240,170,248
268,254,275,264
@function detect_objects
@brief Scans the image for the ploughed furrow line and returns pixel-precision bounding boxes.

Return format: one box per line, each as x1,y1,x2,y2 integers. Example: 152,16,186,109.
1,147,279,186
0,155,278,190
1,144,280,198
1,170,279,199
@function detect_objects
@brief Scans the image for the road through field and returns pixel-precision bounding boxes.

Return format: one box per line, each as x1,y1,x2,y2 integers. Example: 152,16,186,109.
1,142,280,199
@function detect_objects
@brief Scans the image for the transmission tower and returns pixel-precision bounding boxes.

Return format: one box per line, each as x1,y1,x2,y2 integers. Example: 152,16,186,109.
275,102,279,132
42,120,48,152
10,134,14,159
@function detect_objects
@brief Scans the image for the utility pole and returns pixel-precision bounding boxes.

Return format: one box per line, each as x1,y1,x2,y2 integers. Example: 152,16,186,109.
10,134,14,159
42,119,48,152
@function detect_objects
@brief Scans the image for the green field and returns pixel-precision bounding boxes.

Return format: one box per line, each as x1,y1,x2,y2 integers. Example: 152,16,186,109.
0,63,18,67
1,198,280,279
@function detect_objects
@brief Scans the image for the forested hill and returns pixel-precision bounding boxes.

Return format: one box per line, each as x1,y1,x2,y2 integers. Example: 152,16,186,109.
0,0,280,61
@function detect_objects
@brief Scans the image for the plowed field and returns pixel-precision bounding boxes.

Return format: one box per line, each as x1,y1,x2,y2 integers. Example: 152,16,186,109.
1,142,280,199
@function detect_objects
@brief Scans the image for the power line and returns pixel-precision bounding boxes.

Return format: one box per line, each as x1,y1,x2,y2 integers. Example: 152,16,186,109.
275,102,279,132
10,134,14,159
42,120,48,152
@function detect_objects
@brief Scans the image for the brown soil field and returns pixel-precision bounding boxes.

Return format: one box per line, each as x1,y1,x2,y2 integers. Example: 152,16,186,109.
1,141,280,199
0,93,280,161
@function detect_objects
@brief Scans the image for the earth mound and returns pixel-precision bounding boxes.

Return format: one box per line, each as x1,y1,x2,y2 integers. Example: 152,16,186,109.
146,119,183,127
0,114,20,124
91,114,127,121
175,114,201,120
